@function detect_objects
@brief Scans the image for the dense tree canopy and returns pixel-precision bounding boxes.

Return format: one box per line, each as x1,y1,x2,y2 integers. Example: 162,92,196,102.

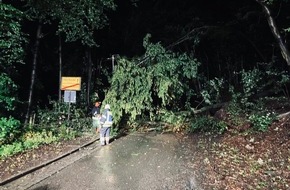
1,0,290,126
0,3,26,115
25,0,116,46
0,2,25,144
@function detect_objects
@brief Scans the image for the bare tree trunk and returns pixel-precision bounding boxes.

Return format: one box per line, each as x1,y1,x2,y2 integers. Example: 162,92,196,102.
256,0,290,66
87,48,92,108
59,35,62,103
25,23,42,125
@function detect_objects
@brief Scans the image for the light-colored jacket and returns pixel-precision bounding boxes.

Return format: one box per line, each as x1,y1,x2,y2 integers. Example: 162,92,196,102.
100,109,113,127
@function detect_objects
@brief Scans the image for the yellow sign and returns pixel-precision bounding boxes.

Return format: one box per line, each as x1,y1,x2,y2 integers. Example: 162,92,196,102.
61,77,81,91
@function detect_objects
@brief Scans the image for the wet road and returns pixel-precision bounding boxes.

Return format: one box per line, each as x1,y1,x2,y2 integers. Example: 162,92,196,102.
12,132,200,190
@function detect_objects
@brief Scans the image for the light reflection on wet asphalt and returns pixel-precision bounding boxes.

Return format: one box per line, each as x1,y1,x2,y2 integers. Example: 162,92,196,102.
27,132,200,190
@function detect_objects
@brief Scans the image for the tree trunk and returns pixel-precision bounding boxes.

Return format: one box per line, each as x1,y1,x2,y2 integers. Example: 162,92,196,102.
59,35,62,103
256,0,290,66
191,102,228,115
25,23,42,125
87,48,92,108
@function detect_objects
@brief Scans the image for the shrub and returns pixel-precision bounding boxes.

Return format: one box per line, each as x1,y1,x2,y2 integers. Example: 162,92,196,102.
57,124,78,140
154,109,190,125
189,115,227,134
36,101,91,132
200,77,225,105
22,130,59,149
248,112,276,132
0,142,23,158
0,126,80,159
0,117,20,145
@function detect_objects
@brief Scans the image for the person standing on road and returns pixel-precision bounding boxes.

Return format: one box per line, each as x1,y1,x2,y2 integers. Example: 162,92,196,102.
91,102,101,135
99,104,113,145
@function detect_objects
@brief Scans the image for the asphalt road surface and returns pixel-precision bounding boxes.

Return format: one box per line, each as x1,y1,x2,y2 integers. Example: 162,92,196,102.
3,132,201,190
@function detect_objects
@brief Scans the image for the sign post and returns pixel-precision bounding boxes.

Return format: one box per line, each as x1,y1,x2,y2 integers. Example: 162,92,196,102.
61,77,81,121
61,77,81,91
64,91,76,103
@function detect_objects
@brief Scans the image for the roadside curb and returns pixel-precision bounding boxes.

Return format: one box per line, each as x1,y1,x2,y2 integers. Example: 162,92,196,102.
0,137,99,186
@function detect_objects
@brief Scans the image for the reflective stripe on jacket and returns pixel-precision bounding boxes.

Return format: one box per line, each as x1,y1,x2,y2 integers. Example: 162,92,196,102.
100,109,113,127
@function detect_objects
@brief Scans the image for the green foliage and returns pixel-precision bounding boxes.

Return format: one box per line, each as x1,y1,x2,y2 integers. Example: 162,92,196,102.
155,110,191,132
154,109,190,125
110,127,119,138
0,111,83,159
240,68,262,105
0,73,18,111
227,90,277,131
25,0,116,46
265,68,290,98
0,127,77,159
226,102,248,127
228,86,241,109
226,88,248,126
201,77,225,105
22,130,58,149
0,3,25,153
248,112,277,132
226,67,285,130
103,58,153,124
0,117,20,145
189,115,227,134
0,142,23,158
228,68,276,114
103,34,200,125
241,66,290,102
0,3,26,66
36,101,90,132
0,3,26,117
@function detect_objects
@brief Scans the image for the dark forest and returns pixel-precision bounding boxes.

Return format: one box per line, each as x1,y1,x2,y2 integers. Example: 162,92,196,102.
1,1,290,188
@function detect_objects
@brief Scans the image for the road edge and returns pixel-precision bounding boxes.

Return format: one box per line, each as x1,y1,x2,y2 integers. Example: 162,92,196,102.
0,137,98,186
